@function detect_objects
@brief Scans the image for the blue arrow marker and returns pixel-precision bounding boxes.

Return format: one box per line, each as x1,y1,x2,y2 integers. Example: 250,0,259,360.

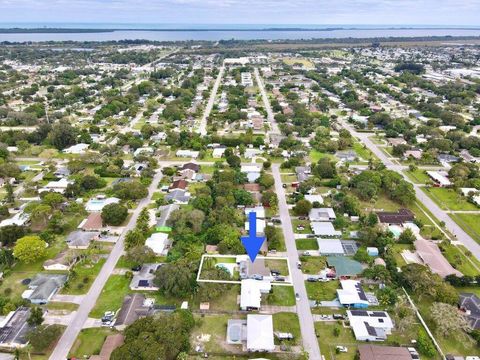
241,211,265,263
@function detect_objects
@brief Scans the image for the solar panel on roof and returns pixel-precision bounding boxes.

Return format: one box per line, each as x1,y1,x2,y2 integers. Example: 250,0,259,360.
364,322,378,336
371,311,387,317
350,310,368,316
138,280,149,287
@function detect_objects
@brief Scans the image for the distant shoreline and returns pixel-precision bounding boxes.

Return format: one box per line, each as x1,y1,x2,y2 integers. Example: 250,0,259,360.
2,26,480,34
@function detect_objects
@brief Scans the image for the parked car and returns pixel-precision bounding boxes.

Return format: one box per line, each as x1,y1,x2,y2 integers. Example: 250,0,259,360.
296,261,302,269
296,225,305,231
333,313,345,320
251,274,263,280
298,216,306,220
336,346,348,353
270,270,281,276
295,293,300,301
303,251,312,256
307,277,317,282
282,183,287,188
274,276,286,282
131,265,141,272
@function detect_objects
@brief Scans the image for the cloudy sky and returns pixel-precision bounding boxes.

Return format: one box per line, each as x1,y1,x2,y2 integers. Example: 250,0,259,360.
0,0,479,26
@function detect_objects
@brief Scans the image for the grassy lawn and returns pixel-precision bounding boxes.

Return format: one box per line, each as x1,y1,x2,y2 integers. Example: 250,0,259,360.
191,314,237,353
283,57,314,68
292,219,311,234
305,280,339,301
46,302,79,311
69,328,116,359
440,243,480,276
450,213,480,244
272,312,301,345
89,275,131,318
352,142,373,160
264,285,295,306
299,256,327,274
424,187,478,211
61,258,106,295
404,169,430,184
390,244,412,267
115,255,137,269
296,238,319,251
280,173,297,184
310,149,336,163
265,258,289,276
359,193,400,212
315,321,357,360
194,285,240,312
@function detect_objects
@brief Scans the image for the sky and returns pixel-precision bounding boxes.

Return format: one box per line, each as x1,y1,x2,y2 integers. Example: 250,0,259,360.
0,0,479,26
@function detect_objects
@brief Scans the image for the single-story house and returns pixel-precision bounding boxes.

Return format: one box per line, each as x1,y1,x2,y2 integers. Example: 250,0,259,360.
376,208,414,225
311,222,341,237
240,279,271,311
170,179,188,190
347,310,394,341
0,307,32,348
63,143,89,154
309,208,336,222
115,294,148,330
212,147,227,158
156,204,179,228
39,178,73,194
459,293,480,330
241,164,261,183
304,194,324,205
66,230,99,249
145,232,170,255
176,150,199,159
43,250,77,271
337,280,369,308
426,170,451,187
415,238,462,278
78,213,104,231
130,263,163,291
165,189,191,204
358,344,413,360
23,274,67,304
246,314,275,352
317,239,345,255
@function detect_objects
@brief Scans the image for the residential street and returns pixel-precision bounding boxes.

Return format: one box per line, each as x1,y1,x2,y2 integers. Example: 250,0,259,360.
272,164,321,360
49,169,164,360
197,64,224,136
255,67,280,135
339,119,480,260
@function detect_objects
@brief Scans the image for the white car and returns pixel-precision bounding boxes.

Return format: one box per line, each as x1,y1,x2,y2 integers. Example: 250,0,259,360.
336,346,348,353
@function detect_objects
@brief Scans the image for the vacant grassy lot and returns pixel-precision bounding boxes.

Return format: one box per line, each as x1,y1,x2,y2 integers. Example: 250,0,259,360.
265,258,290,276
352,142,373,161
296,238,319,250
424,187,478,211
264,285,295,306
69,328,116,359
305,280,339,301
89,274,130,318
440,242,480,276
450,213,480,244
272,312,301,345
309,149,336,163
191,314,237,354
404,169,430,184
282,57,314,68
61,258,106,295
300,256,327,274
315,321,357,360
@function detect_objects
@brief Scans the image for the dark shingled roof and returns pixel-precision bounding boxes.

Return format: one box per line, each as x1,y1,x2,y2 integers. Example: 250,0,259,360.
459,292,480,329
376,208,414,224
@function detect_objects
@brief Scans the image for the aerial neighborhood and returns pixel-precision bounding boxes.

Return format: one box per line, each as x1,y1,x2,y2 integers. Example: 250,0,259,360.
0,29,479,360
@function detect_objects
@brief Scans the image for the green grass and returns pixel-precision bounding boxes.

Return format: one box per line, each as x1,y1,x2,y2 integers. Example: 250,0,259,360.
296,238,319,250
359,193,401,212
424,187,479,211
404,169,430,184
89,275,131,318
450,213,480,244
272,312,301,345
61,258,106,295
191,314,234,353
390,244,412,267
440,243,480,276
315,321,357,360
305,280,339,301
310,149,336,163
46,302,79,311
292,219,311,234
264,286,296,306
265,258,289,276
299,256,327,274
352,142,374,160
69,328,116,359
115,255,137,269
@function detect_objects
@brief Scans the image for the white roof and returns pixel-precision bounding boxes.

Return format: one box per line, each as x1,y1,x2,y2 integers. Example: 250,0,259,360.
309,207,336,221
311,222,341,237
0,211,29,227
244,206,266,219
245,219,266,234
241,164,261,173
337,280,369,306
63,143,89,154
176,149,199,158
304,194,324,204
240,279,271,309
40,178,73,193
145,232,169,255
247,314,275,352
317,239,344,255
426,171,451,186
347,310,394,341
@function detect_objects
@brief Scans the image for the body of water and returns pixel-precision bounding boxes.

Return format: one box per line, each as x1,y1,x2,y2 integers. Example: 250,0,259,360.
1,25,480,42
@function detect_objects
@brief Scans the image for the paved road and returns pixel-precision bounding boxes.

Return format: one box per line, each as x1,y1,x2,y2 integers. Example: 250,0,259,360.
254,67,280,135
339,119,480,260
49,169,163,360
197,64,224,136
272,164,322,360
